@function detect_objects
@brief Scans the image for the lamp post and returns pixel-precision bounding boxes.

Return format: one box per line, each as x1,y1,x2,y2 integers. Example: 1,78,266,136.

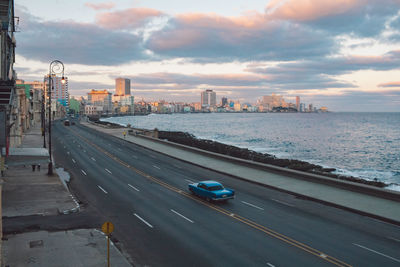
41,91,46,148
47,60,65,175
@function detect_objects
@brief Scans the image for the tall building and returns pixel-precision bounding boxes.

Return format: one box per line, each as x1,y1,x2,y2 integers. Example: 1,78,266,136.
296,96,300,112
221,96,228,107
87,90,112,113
201,89,216,107
115,78,131,96
44,75,69,109
261,93,287,111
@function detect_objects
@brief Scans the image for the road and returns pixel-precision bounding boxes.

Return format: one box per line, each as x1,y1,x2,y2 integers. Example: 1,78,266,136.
51,119,400,266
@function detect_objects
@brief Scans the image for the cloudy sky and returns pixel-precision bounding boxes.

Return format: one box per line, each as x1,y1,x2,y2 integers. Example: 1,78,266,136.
14,0,400,111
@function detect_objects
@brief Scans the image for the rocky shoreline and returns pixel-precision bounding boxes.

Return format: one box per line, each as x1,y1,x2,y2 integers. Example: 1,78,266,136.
94,119,387,188
157,130,387,188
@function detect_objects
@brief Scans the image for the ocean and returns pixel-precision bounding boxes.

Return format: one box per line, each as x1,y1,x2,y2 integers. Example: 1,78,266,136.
102,112,400,191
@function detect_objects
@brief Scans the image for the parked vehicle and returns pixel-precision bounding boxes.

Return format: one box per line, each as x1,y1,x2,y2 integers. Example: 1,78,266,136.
188,180,235,202
64,120,70,126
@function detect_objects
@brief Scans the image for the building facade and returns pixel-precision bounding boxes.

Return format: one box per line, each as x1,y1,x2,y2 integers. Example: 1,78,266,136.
87,89,112,113
201,89,216,108
115,78,131,96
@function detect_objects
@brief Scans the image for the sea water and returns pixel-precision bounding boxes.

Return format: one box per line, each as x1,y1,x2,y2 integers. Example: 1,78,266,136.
103,112,400,190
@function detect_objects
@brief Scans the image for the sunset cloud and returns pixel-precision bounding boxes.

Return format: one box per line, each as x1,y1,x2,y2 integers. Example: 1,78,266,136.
95,8,164,30
85,2,115,11
265,0,364,21
378,81,400,87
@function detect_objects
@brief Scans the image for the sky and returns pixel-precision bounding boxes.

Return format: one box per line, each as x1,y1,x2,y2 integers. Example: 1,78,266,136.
14,0,400,111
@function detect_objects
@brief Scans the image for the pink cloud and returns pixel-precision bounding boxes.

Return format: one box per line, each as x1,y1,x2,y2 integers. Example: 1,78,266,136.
266,0,365,21
378,81,400,87
85,2,115,11
177,12,265,29
96,8,163,29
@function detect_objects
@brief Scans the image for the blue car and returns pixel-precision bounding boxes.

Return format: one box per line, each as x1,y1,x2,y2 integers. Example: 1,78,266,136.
188,180,235,202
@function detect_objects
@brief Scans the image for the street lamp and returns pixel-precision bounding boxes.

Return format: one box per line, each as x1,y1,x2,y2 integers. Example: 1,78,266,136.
47,60,65,175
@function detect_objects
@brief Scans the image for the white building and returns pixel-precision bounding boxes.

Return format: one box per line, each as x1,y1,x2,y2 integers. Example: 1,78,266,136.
201,89,216,107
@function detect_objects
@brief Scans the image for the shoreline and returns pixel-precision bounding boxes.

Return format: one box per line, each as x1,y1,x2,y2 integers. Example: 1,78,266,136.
94,119,389,188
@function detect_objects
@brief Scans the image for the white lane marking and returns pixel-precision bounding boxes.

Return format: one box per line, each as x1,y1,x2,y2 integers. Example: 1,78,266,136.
63,146,66,149
105,168,112,174
83,150,86,152
173,164,181,169
91,157,96,161
132,155,138,159
353,243,400,263
171,209,194,223
241,201,264,210
372,218,400,228
72,159,76,163
153,165,160,169
267,263,275,267
271,198,294,207
387,237,400,242
97,185,108,194
81,170,87,176
128,184,140,192
67,151,70,155
185,179,195,183
134,213,153,228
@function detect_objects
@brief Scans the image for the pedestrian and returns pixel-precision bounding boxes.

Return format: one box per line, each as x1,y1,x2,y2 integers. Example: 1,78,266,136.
37,164,41,171
32,164,36,171
123,131,126,139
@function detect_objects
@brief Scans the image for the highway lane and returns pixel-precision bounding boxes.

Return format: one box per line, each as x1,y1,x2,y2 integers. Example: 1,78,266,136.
53,120,400,266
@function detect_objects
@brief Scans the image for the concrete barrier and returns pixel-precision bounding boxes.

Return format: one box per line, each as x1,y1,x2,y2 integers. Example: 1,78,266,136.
133,133,400,202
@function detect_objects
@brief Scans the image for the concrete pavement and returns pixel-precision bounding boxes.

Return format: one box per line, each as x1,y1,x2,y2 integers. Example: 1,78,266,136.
82,120,400,225
1,122,131,266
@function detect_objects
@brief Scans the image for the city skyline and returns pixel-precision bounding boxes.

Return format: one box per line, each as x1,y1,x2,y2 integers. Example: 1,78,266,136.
13,0,400,112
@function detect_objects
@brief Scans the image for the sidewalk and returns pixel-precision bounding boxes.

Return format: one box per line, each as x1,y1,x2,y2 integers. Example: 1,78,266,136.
82,121,400,225
1,123,131,266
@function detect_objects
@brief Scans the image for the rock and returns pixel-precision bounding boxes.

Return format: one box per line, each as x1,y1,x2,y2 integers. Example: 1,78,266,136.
157,130,388,188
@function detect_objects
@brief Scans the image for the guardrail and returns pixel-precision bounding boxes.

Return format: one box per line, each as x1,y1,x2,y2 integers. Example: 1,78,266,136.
131,132,400,202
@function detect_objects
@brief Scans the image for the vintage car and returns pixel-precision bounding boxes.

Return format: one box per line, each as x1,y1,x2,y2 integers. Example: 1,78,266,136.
188,180,235,202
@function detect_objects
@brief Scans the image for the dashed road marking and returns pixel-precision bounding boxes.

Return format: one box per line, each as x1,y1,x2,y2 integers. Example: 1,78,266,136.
105,168,112,174
153,165,160,169
134,213,153,228
97,185,108,194
241,201,264,210
185,179,195,183
72,159,76,163
91,157,96,161
128,184,140,192
81,170,87,176
271,198,294,207
171,209,194,223
353,243,400,263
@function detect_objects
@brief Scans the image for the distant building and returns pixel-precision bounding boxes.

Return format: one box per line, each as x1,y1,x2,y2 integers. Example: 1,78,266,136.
87,90,112,113
44,75,69,109
296,96,300,111
221,96,228,107
260,93,287,111
115,78,131,96
201,89,216,108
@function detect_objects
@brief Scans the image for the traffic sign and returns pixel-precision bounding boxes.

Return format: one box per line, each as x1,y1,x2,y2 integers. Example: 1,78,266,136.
101,221,114,235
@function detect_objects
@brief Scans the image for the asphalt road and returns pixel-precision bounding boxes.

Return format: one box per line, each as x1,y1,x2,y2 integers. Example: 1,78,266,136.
51,119,400,267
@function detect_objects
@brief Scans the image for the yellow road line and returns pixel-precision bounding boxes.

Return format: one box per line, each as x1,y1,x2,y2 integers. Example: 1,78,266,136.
71,128,352,267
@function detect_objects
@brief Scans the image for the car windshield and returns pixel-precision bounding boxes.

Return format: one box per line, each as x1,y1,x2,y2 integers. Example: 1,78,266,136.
208,185,223,191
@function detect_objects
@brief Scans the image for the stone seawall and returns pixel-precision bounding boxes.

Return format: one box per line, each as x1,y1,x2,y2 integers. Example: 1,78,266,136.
157,130,387,188
93,119,387,188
